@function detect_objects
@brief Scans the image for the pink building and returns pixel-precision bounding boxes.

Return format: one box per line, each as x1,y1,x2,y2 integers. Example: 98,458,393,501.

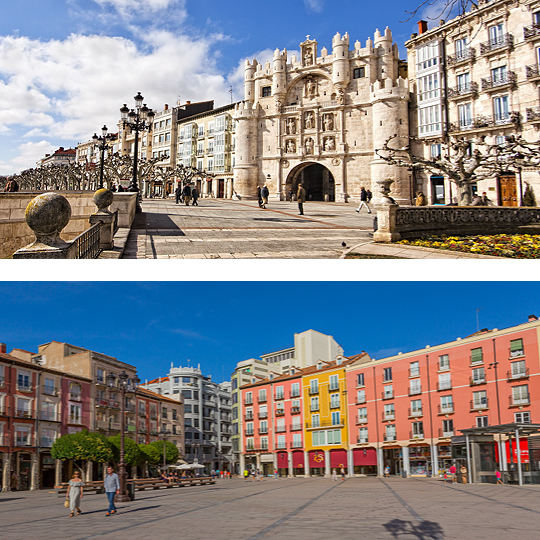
240,369,304,476
346,314,540,482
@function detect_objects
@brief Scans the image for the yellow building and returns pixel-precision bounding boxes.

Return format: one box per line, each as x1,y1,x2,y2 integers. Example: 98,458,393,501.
301,357,352,476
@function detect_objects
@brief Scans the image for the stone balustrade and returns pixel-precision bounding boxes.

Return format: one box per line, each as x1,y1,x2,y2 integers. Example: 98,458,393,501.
374,204,540,243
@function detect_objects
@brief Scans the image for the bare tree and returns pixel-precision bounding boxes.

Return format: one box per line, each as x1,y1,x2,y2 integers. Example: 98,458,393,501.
376,133,540,205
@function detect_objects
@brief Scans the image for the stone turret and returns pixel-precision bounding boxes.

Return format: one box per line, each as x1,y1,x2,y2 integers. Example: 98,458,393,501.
374,27,397,81
244,59,257,102
272,48,287,97
332,32,350,89
370,77,410,204
233,101,258,199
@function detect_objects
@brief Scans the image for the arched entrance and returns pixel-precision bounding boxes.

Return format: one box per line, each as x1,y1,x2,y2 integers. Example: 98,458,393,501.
286,163,335,202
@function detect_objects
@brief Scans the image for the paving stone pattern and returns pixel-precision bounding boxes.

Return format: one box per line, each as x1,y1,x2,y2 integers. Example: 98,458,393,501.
121,199,374,259
2,477,540,540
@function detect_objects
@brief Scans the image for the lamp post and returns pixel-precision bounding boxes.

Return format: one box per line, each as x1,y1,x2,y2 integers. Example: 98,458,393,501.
92,125,112,189
107,371,140,502
161,429,171,471
120,92,155,212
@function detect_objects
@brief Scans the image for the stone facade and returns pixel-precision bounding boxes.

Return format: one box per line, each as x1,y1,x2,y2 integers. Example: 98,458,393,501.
407,0,540,206
233,30,411,203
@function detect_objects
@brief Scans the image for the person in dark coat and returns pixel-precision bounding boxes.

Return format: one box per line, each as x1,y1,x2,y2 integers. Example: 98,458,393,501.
288,188,293,202
182,183,192,206
117,183,125,192
4,178,19,192
257,186,263,207
260,185,269,209
297,182,306,215
355,187,371,214
175,185,182,204
191,186,199,206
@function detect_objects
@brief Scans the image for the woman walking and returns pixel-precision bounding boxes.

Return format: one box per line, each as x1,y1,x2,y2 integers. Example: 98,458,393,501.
65,470,84,517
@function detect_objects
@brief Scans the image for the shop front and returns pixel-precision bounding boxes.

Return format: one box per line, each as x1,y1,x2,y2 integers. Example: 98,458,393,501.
40,455,56,488
292,451,305,476
353,448,377,475
438,445,453,474
330,449,348,474
277,451,288,477
409,445,431,477
260,453,274,476
383,447,402,475
309,449,325,476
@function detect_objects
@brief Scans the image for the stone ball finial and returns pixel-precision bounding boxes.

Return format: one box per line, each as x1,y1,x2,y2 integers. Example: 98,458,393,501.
93,188,114,214
25,192,71,247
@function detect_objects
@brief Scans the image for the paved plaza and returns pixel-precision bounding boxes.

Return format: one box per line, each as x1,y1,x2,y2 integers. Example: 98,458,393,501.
2,477,540,540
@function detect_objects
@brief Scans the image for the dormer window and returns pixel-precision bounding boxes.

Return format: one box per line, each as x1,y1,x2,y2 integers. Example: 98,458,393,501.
317,362,322,370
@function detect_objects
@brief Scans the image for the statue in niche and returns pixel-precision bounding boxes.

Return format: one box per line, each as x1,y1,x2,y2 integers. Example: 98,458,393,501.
323,114,334,131
286,140,296,153
304,47,314,66
275,98,282,111
286,118,297,135
305,138,314,155
305,111,315,130
324,137,335,151
305,77,317,99
337,88,345,105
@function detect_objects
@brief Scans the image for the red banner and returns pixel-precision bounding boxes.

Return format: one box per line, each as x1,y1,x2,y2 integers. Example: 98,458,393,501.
292,451,304,468
330,449,348,468
309,450,325,468
353,448,378,466
277,452,288,468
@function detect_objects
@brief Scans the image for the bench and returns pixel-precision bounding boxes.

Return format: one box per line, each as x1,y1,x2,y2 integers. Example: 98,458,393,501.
55,480,104,497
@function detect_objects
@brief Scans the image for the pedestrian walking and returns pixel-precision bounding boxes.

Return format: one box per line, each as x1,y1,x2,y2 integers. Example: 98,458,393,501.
244,469,249,480
297,182,306,215
65,470,84,517
182,183,192,206
288,188,293,202
449,464,457,484
175,185,182,204
340,467,346,481
260,185,269,209
251,469,256,482
496,469,503,484
257,186,263,207
356,187,372,214
274,468,278,480
460,465,468,484
332,469,337,481
384,465,390,478
191,186,199,205
104,466,120,516
366,189,373,203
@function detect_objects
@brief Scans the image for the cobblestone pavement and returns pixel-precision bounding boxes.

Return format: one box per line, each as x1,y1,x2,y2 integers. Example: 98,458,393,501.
2,477,540,540
121,199,374,259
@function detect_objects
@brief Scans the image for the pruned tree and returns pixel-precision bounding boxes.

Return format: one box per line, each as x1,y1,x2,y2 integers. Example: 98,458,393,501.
376,134,540,205
107,435,142,469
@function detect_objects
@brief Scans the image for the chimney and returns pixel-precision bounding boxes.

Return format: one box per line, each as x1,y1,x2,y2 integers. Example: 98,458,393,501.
0,343,6,354
186,101,191,105
164,104,168,110
418,20,428,34
528,314,538,322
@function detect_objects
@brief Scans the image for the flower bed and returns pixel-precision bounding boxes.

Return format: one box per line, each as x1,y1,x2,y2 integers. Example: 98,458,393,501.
398,234,540,259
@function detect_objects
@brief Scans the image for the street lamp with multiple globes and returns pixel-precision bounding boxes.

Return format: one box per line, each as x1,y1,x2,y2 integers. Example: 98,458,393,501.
161,428,171,471
92,125,113,189
106,370,140,502
120,92,155,211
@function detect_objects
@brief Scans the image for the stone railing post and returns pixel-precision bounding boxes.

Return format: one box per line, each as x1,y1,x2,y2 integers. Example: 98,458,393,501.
89,188,115,250
373,178,401,243
13,193,74,259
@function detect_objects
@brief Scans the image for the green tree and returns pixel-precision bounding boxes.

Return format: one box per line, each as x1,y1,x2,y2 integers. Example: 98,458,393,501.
107,435,142,467
149,440,179,466
523,183,537,207
139,444,162,465
51,430,114,470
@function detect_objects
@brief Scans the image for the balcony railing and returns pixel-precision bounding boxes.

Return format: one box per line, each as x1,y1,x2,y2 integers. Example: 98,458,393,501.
15,436,35,447
507,368,529,381
524,24,540,40
42,386,58,396
481,71,517,91
408,408,423,417
510,394,530,406
382,412,395,421
437,381,452,391
258,412,268,419
290,423,302,431
438,404,454,414
69,416,82,425
410,431,424,440
15,409,33,419
509,348,525,358
274,393,285,401
40,437,56,448
289,390,301,398
479,34,514,55
356,396,366,405
41,411,61,422
438,428,454,438
275,425,286,433
384,434,396,442
447,81,478,99
356,416,368,424
438,362,450,372
257,396,267,403
291,406,301,414
357,436,369,444
310,405,319,412
447,47,476,66
329,384,340,392
69,392,82,401
244,430,254,436
469,377,486,386
291,440,303,448
309,387,319,395
470,398,489,410
448,112,520,133
408,386,422,396
16,383,32,392
526,64,540,80
276,442,287,449
381,391,393,400
244,414,253,421
244,398,253,406
138,409,146,417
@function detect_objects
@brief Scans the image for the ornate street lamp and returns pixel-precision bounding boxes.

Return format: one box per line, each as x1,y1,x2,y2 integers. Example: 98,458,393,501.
120,92,155,212
92,125,113,189
161,428,171,471
107,370,140,502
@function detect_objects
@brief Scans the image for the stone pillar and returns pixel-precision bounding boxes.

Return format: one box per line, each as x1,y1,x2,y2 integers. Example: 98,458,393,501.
324,450,331,477
377,447,384,477
2,453,11,492
430,445,439,477
239,453,246,475
30,453,39,491
256,453,261,470
85,460,93,483
89,188,115,250
373,204,401,243
288,453,293,478
304,451,310,477
55,459,63,486
402,446,410,477
347,449,354,477
13,193,74,259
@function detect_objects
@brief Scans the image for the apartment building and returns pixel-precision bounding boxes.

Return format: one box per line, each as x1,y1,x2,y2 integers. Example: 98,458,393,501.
36,147,77,168
407,0,540,205
0,346,92,491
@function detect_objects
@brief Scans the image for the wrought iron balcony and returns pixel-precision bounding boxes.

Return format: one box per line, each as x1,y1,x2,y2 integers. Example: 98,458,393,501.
509,394,530,407
438,428,454,438
507,368,529,381
447,48,476,66
382,411,395,421
524,24,540,40
469,376,486,386
481,71,517,91
289,423,302,431
357,436,369,443
408,408,423,417
275,424,287,433
291,406,301,414
356,416,368,424
447,82,478,100
526,64,540,80
437,381,452,391
410,431,424,440
383,434,396,442
408,386,422,396
438,404,454,414
448,112,520,133
479,34,514,55
470,398,489,410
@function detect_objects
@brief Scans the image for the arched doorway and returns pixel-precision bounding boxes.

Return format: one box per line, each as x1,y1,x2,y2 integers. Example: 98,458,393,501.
286,163,335,202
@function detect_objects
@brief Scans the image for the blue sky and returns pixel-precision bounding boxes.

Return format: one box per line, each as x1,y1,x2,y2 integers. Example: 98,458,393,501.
0,0,451,174
1,281,537,383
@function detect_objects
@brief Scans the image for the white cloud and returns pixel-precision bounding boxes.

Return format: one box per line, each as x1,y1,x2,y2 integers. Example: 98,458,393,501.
0,140,56,173
304,0,325,13
92,0,185,18
0,29,234,172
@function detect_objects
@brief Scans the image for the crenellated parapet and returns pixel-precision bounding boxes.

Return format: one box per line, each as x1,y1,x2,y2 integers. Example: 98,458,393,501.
370,77,410,103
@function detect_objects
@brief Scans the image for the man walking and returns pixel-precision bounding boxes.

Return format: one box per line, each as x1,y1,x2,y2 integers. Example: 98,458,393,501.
104,466,120,516
175,184,182,204
356,187,372,214
182,183,192,206
260,185,269,209
191,186,199,206
297,182,306,215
